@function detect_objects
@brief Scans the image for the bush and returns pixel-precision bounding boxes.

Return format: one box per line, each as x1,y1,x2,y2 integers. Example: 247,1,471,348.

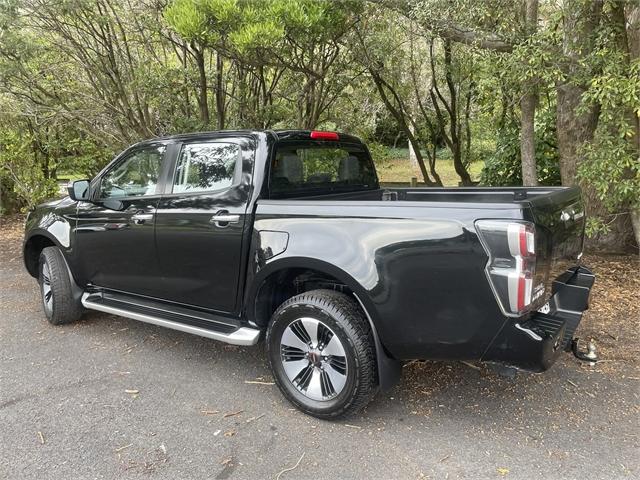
367,142,393,169
480,120,561,187
0,130,59,212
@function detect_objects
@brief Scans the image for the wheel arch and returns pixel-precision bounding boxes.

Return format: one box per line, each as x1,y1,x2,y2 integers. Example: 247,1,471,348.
23,231,60,278
248,257,401,391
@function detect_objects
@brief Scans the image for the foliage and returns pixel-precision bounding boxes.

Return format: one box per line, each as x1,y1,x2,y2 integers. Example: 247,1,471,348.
0,129,58,211
366,142,393,169
480,111,561,187
0,0,638,251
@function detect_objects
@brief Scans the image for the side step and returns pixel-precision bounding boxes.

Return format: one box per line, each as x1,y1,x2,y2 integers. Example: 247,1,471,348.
81,292,261,346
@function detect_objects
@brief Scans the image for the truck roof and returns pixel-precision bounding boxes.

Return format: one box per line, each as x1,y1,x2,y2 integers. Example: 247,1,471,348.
138,129,364,146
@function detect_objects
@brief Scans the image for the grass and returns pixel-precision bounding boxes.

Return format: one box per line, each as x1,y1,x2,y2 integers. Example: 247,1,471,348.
375,147,485,186
56,173,87,182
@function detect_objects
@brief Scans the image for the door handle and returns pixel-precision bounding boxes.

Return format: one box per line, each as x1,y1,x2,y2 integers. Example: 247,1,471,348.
210,212,240,228
131,212,154,225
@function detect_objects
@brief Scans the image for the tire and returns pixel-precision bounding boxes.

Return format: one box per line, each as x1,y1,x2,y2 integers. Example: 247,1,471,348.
266,289,377,419
38,247,83,325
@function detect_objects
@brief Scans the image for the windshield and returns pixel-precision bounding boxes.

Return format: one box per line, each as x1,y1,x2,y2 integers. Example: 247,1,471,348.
269,143,377,198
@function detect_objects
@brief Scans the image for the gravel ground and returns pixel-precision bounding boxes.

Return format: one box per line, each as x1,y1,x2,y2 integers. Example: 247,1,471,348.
1,216,638,480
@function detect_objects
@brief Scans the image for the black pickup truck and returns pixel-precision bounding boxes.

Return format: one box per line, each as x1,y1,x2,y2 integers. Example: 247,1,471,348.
23,130,595,418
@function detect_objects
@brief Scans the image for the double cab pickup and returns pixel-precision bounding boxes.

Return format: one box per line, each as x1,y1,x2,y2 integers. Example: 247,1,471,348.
24,130,595,418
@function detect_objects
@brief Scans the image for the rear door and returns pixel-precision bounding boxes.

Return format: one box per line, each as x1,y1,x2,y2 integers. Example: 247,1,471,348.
154,137,253,313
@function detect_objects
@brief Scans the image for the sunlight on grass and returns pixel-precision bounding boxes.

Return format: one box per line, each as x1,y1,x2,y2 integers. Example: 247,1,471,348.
375,148,484,186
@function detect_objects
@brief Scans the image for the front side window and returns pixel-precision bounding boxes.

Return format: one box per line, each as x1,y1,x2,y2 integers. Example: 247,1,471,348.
173,142,241,194
100,146,165,199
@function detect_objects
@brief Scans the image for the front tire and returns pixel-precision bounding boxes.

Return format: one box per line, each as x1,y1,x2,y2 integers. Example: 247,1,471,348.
266,289,377,419
39,247,83,325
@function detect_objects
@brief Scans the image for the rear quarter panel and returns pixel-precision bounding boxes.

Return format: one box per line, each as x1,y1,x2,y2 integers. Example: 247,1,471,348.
248,201,524,360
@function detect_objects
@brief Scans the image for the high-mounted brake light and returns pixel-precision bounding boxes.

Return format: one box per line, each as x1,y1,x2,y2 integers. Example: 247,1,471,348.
475,220,540,317
310,131,339,141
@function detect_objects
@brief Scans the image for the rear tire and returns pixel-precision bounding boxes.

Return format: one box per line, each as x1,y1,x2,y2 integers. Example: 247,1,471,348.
38,247,83,325
266,289,377,419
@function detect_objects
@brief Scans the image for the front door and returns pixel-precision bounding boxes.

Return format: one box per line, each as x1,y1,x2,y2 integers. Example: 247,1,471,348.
154,139,251,313
75,144,167,297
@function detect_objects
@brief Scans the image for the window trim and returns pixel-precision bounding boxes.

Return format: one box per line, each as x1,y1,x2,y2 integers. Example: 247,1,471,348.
167,140,243,197
93,144,168,202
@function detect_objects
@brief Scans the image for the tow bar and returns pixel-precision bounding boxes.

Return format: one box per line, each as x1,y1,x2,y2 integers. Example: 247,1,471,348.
571,338,598,365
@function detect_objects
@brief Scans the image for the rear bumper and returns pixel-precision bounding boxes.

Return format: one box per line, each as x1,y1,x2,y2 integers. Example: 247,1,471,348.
481,266,595,372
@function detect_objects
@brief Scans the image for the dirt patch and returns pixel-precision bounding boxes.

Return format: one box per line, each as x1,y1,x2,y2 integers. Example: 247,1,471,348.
578,254,640,372
0,214,25,261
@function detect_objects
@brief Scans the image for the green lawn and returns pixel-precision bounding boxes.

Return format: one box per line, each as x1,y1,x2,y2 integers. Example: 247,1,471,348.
56,172,89,182
375,148,484,186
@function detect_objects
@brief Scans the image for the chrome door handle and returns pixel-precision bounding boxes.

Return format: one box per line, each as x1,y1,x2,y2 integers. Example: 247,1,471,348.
210,213,240,227
131,213,153,224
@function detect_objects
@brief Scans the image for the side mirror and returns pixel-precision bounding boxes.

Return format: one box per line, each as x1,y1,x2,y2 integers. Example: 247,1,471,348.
67,179,91,202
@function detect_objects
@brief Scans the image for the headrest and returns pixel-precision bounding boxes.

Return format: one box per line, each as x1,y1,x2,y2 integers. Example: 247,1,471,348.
338,155,360,181
274,153,303,183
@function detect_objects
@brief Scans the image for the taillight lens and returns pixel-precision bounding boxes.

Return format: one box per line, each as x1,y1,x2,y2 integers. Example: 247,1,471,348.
310,131,339,141
475,220,539,316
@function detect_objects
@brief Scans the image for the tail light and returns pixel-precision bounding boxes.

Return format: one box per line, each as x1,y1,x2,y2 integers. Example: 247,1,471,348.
475,220,538,316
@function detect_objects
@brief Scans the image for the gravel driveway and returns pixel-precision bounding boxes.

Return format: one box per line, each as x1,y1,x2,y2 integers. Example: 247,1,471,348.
1,217,638,479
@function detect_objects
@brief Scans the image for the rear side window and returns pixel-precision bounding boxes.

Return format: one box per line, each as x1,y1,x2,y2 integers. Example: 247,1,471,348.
173,142,241,194
270,145,376,198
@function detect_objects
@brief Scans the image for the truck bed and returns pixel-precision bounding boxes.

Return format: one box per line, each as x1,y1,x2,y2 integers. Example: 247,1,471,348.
298,186,576,205
256,185,586,353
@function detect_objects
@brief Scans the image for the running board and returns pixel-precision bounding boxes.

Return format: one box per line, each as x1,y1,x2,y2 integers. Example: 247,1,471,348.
81,293,261,346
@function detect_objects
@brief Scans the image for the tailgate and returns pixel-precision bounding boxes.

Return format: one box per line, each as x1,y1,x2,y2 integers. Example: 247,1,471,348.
528,186,586,298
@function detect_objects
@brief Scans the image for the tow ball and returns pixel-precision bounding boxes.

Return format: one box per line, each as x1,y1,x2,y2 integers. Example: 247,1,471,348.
571,338,598,365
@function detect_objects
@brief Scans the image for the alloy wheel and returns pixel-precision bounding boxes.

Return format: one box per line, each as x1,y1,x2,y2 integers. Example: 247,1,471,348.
41,261,53,314
279,317,348,401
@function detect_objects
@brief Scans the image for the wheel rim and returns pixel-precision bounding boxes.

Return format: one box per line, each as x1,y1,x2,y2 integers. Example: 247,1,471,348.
279,317,348,401
41,262,53,314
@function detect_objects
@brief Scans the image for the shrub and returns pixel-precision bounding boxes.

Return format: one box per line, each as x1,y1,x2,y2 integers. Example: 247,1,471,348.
480,119,561,187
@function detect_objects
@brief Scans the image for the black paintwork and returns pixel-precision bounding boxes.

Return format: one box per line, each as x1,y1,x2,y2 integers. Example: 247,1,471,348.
23,129,593,373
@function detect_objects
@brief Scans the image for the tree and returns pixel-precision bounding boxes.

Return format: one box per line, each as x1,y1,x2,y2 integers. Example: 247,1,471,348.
520,0,539,186
428,38,474,185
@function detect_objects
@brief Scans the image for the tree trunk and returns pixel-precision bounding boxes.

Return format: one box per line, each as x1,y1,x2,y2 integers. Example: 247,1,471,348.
408,123,418,168
429,40,473,185
624,3,640,250
193,44,210,125
520,91,538,185
215,52,225,129
443,41,473,186
520,0,539,186
556,0,632,252
369,70,438,186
